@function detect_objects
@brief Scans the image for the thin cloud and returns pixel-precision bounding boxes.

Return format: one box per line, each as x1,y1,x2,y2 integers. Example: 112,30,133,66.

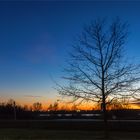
131,101,140,106
23,95,42,98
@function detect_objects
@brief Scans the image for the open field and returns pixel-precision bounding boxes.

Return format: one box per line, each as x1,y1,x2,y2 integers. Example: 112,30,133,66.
0,119,140,131
0,120,140,139
0,129,140,140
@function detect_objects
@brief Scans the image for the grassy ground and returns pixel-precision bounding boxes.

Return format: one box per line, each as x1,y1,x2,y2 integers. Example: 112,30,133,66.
0,129,140,140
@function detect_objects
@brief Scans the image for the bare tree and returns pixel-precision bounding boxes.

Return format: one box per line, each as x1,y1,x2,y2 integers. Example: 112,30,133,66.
7,99,17,120
33,102,42,111
48,101,59,111
57,18,140,137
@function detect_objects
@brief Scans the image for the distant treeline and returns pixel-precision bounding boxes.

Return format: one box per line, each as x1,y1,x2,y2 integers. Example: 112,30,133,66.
0,99,140,120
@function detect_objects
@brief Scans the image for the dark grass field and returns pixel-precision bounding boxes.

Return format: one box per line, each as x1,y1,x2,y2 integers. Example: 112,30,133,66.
0,120,140,140
0,129,140,140
0,120,140,131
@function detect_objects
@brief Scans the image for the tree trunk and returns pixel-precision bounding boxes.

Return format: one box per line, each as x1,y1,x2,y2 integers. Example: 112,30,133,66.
102,95,109,138
13,102,16,120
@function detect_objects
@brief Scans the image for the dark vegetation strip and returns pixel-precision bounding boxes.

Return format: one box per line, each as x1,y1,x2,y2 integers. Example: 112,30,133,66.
0,120,140,131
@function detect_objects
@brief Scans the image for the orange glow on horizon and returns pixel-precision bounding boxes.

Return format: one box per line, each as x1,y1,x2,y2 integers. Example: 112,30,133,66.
0,98,140,111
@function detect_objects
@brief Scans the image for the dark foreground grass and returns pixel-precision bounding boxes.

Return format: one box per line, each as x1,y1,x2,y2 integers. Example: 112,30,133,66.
0,129,140,140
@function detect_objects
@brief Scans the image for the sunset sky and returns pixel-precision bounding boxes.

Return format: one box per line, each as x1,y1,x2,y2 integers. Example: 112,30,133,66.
0,1,140,107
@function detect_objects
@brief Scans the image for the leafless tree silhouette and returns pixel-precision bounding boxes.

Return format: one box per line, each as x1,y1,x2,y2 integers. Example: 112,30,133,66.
33,102,42,111
57,18,140,137
47,101,59,111
7,99,17,120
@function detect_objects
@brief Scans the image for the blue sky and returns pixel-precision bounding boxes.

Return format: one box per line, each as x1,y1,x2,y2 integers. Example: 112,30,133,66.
0,1,140,105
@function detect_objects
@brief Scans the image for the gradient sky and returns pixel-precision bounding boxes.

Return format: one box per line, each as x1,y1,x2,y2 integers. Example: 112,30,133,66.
0,1,140,106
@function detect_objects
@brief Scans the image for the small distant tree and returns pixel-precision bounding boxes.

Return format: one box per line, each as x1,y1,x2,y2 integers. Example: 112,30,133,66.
23,105,29,111
53,102,58,111
71,103,78,111
33,102,42,111
7,99,17,120
47,104,53,111
57,18,140,137
48,101,59,111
